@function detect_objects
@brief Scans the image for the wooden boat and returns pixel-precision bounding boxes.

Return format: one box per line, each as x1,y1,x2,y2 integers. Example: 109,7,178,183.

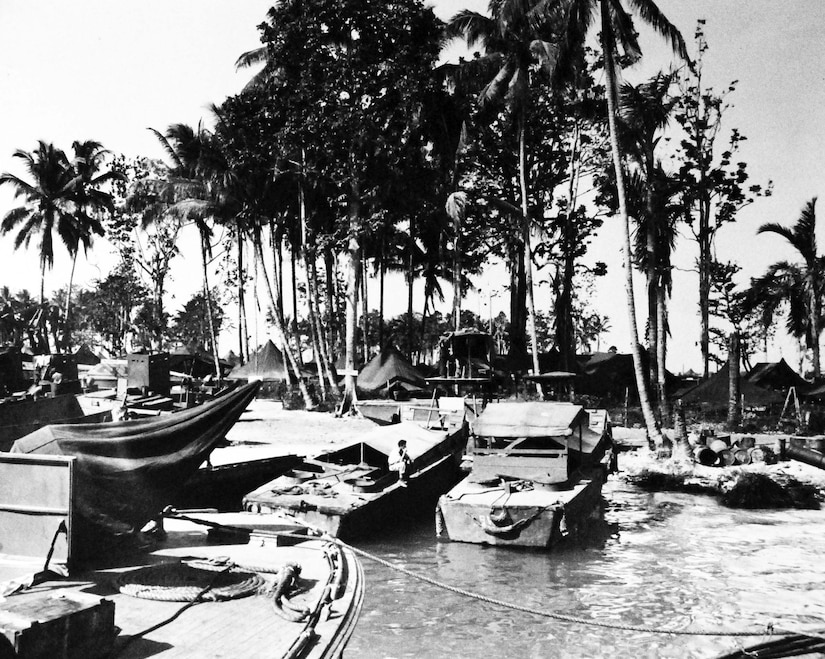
174,453,304,511
435,401,614,549
243,404,468,540
0,394,112,452
8,381,261,538
0,453,363,659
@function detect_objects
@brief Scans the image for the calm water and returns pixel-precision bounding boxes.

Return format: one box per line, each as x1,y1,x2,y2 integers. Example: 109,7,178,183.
345,478,825,659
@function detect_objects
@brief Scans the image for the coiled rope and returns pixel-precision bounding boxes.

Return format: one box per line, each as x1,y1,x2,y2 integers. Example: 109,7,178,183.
115,560,265,602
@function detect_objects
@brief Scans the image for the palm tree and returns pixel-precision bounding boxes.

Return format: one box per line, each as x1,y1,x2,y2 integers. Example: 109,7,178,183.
62,140,122,349
444,0,560,385
756,198,824,377
0,142,74,314
619,72,677,407
553,0,687,447
150,123,224,379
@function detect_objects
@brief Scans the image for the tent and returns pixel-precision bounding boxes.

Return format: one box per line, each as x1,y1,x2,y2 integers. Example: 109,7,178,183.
357,345,426,393
680,363,783,409
227,340,310,381
746,359,808,391
73,343,101,366
169,349,231,378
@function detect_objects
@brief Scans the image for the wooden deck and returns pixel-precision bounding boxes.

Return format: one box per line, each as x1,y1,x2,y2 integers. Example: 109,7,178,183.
0,516,364,658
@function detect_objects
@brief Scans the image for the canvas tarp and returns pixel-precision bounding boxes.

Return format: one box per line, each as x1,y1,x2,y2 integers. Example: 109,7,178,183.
472,401,586,438
11,381,260,532
357,346,426,392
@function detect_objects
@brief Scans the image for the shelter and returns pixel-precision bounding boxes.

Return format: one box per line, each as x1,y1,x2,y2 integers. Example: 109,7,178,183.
746,359,808,391
169,349,230,379
73,344,101,366
357,345,426,393
227,340,308,381
680,363,783,409
575,350,678,402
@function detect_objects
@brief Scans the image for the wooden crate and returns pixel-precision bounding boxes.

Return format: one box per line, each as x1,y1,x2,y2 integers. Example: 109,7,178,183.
0,591,115,659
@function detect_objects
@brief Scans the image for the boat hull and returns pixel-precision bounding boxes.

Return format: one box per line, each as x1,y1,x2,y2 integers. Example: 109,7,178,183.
436,473,605,549
244,425,468,541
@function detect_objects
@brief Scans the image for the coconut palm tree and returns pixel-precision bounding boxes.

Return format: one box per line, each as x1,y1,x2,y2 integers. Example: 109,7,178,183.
552,0,687,447
62,140,122,348
444,0,561,384
0,141,75,314
756,198,824,377
150,123,224,379
619,71,678,405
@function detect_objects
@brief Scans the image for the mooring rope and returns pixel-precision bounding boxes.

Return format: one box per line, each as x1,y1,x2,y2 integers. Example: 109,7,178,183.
164,511,797,640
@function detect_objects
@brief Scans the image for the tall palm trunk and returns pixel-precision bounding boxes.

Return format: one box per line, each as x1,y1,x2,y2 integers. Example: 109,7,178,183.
200,230,221,381
361,258,369,360
453,210,461,331
517,112,541,394
253,231,315,409
656,286,669,420
407,218,415,360
237,232,248,364
291,246,302,364
601,1,663,446
727,331,741,429
63,248,78,351
808,271,821,377
378,255,386,349
298,179,339,397
343,191,362,406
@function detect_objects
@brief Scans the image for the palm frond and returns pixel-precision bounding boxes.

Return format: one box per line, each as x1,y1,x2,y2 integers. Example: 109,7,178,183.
443,10,497,50
627,0,689,61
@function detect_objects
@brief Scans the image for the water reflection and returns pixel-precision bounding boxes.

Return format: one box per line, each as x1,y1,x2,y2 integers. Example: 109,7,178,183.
346,479,825,658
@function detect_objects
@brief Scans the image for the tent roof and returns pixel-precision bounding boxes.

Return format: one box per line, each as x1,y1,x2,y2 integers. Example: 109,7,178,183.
746,359,808,390
228,340,289,380
357,346,425,392
73,344,101,365
680,363,783,407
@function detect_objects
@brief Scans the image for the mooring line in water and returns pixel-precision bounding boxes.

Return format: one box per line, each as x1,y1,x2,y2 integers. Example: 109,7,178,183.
166,511,797,640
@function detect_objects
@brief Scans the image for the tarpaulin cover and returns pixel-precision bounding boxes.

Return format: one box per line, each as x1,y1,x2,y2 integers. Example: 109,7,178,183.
472,401,586,439
11,381,260,533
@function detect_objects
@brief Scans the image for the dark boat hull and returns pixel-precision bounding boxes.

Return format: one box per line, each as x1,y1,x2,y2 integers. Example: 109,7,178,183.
244,424,468,541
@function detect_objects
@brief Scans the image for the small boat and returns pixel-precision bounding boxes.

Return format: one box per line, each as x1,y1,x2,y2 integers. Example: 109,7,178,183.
0,394,112,452
174,453,304,511
8,381,261,538
435,401,614,549
243,404,468,540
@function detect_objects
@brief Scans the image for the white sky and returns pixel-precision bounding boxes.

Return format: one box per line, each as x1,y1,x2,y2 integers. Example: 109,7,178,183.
0,1,823,371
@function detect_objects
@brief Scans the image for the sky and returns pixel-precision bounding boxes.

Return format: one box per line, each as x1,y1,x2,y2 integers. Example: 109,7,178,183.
0,1,823,371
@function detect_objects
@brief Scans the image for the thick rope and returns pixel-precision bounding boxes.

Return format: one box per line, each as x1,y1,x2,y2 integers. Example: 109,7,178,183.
115,562,264,602
165,512,794,640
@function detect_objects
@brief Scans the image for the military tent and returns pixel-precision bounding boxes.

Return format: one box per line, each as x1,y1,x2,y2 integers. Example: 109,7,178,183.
680,363,783,409
227,340,310,381
357,345,426,393
73,343,101,366
746,359,807,391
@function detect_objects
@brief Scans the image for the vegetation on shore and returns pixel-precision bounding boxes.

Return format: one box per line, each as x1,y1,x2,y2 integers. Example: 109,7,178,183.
0,2,814,434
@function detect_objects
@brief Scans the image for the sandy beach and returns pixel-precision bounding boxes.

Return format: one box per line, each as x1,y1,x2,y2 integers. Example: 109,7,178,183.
211,399,378,466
